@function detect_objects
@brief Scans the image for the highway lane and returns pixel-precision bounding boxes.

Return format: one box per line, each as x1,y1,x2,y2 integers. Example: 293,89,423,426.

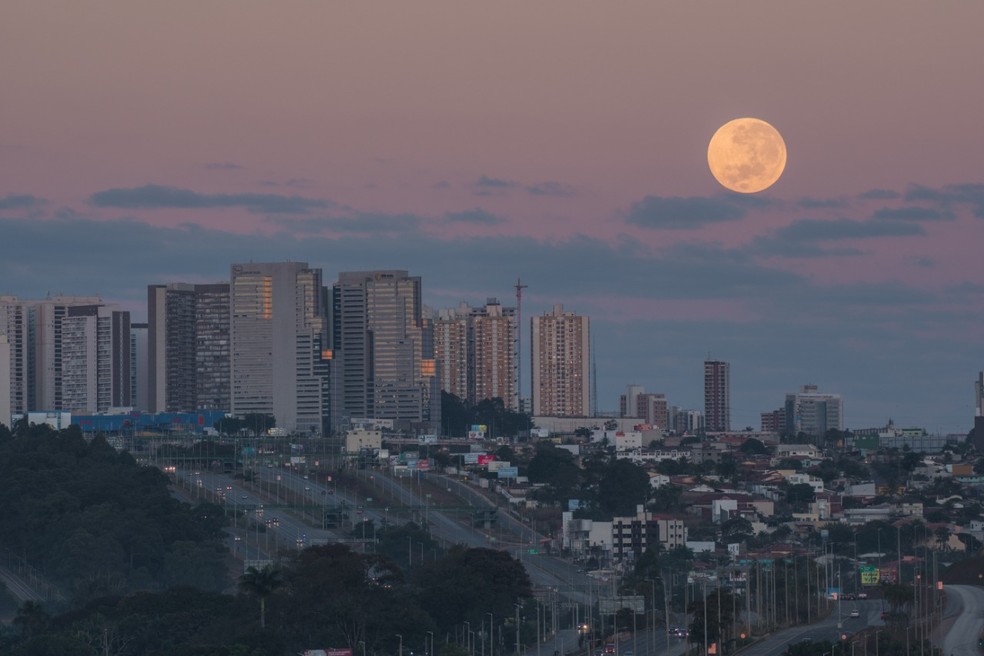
942,585,984,656
737,599,884,656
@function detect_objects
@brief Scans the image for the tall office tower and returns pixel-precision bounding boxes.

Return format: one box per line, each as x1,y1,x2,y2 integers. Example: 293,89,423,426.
148,284,196,412
26,296,104,410
148,283,231,412
230,263,330,435
434,303,470,401
471,299,517,410
0,297,27,416
194,284,230,410
704,360,731,432
0,335,10,426
531,304,590,417
130,323,149,412
784,384,843,437
332,270,439,433
60,304,130,413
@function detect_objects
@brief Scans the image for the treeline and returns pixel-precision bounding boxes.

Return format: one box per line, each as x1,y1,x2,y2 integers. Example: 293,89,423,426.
0,424,535,655
1,543,533,655
0,423,230,604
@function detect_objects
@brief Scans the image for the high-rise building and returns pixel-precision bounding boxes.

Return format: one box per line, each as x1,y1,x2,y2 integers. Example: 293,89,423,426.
471,299,517,410
434,303,470,402
619,384,646,418
669,406,704,434
704,360,731,432
760,407,786,433
148,283,231,413
976,371,984,418
0,334,10,427
784,384,843,437
130,323,149,412
331,270,439,433
59,304,130,413
531,304,590,416
25,296,103,410
230,262,330,435
0,297,27,416
434,299,518,411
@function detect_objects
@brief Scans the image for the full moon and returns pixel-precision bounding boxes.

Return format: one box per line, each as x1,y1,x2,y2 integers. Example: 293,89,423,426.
707,117,787,193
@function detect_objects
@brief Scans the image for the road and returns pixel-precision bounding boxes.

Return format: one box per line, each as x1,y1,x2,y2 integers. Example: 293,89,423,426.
737,599,884,656
942,585,984,656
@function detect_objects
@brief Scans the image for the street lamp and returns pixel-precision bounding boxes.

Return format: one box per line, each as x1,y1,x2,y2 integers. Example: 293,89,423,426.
487,612,494,656
427,631,435,656
397,634,403,656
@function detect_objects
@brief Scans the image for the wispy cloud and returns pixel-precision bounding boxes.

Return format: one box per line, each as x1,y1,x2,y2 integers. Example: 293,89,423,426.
526,181,577,198
90,184,329,214
858,188,900,200
475,175,519,189
0,194,45,210
267,213,421,234
872,206,955,221
444,209,505,226
624,195,750,229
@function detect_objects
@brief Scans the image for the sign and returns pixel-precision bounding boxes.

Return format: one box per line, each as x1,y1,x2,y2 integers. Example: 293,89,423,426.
463,453,480,464
468,431,484,440
860,565,880,586
477,454,496,465
598,595,646,614
880,567,897,583
417,458,430,470
497,466,519,478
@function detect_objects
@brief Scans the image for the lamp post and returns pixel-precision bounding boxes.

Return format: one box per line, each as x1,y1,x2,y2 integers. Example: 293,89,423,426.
427,631,435,656
487,612,495,656
397,634,403,656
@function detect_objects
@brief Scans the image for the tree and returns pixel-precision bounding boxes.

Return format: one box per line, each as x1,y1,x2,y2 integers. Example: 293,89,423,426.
785,483,816,508
239,565,283,629
526,444,582,503
597,459,650,517
13,600,50,639
739,438,768,455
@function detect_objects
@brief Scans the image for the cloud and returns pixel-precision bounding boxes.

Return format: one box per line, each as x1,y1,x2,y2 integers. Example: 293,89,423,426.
0,213,977,432
797,197,849,209
475,175,519,189
904,183,984,217
90,184,329,214
771,218,925,241
444,209,505,226
267,213,421,234
204,162,243,170
0,194,45,210
526,181,577,198
624,195,750,229
858,188,900,200
871,206,955,221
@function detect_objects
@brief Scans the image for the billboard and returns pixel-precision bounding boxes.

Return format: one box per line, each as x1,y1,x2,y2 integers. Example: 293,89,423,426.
477,454,496,465
598,596,645,614
463,453,480,464
497,466,519,478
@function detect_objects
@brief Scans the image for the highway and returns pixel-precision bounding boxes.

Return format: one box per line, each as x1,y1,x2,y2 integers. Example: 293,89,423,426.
942,585,984,656
738,599,885,656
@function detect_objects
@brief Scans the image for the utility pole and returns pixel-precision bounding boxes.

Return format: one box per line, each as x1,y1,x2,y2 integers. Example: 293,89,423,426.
514,278,527,413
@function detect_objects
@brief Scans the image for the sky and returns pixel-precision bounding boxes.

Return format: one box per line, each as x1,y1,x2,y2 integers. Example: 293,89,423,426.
1,2,983,432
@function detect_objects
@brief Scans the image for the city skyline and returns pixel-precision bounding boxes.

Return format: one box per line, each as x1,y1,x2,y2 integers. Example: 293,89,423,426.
1,3,982,431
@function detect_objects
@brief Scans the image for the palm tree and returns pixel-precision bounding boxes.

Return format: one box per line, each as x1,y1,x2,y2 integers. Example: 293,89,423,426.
239,565,283,629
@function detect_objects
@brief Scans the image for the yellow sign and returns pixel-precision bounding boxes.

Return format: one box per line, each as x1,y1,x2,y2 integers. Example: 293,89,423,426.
860,566,880,586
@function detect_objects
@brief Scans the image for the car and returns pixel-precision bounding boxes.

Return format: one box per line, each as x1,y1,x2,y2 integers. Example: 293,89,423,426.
241,494,248,500
850,609,860,618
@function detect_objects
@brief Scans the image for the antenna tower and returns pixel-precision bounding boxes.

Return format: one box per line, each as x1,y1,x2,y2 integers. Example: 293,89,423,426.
514,278,528,411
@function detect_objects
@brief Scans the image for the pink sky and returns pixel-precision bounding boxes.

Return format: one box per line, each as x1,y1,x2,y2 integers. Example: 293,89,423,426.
1,1,983,429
